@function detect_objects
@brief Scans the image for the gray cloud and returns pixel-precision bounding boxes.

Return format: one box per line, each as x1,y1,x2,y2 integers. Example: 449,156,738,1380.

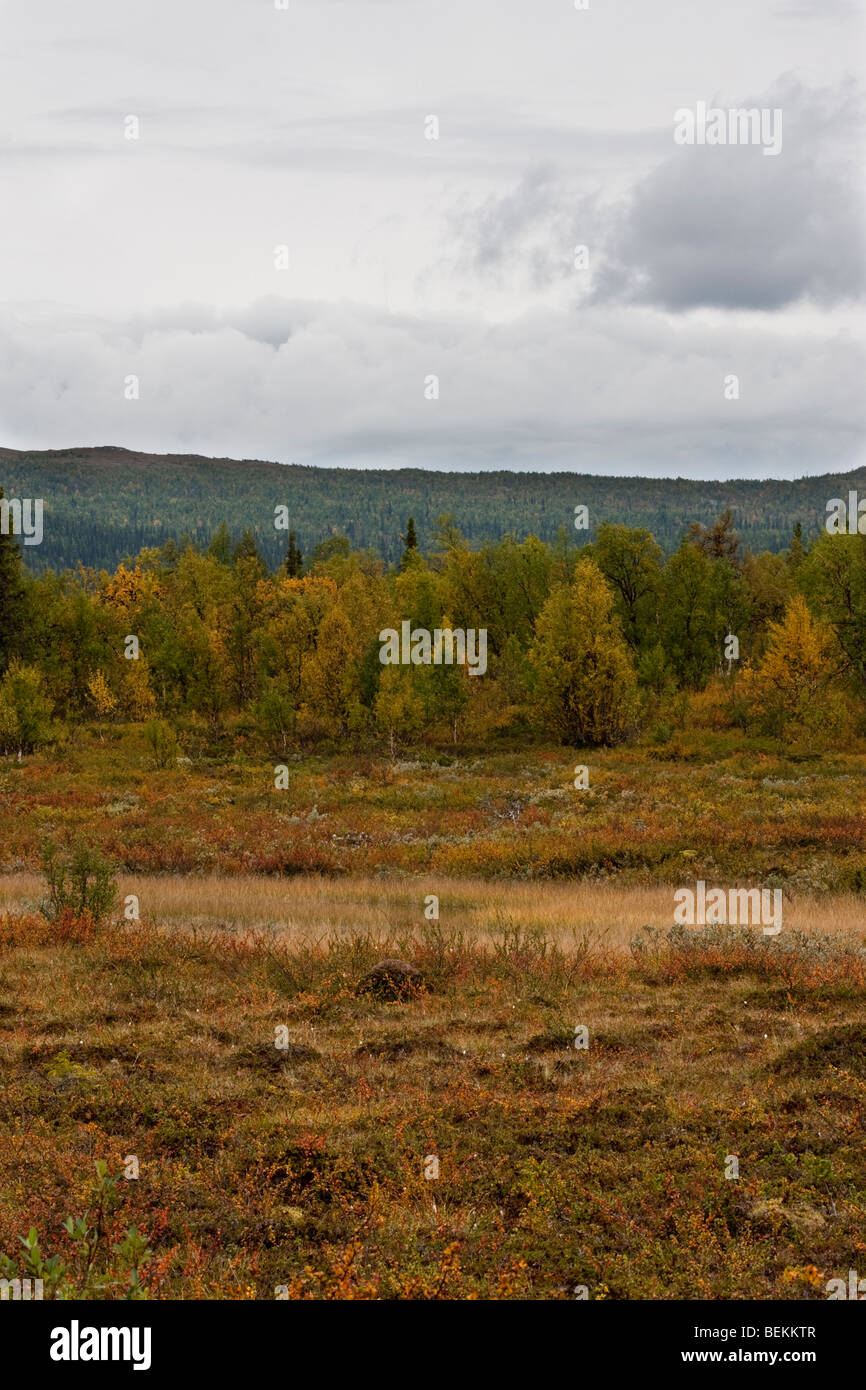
448,165,576,288
777,0,861,19
444,80,865,312
1,1,863,478
599,79,865,310
0,296,861,478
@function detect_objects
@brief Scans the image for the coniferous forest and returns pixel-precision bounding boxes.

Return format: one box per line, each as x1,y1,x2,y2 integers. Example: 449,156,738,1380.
2,445,863,573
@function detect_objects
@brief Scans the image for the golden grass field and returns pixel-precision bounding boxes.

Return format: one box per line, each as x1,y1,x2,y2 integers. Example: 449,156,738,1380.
1,872,864,952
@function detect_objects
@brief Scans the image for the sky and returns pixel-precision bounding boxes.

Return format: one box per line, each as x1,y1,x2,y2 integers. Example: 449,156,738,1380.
0,0,863,477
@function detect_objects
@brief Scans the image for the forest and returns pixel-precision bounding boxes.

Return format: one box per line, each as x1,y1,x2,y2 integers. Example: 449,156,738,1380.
1,486,864,758
2,445,865,573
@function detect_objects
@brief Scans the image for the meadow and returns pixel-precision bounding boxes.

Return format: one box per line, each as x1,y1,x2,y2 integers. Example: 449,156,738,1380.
1,725,865,889
0,728,864,1299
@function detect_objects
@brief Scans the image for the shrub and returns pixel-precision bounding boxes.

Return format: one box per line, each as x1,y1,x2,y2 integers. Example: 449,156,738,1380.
0,661,54,754
0,1162,152,1299
255,679,295,755
39,838,118,926
143,718,179,769
686,679,735,731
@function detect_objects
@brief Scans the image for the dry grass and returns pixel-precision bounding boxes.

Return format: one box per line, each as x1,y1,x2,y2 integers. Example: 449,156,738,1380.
0,906,863,1299
1,872,864,954
3,733,865,891
1,732,864,1300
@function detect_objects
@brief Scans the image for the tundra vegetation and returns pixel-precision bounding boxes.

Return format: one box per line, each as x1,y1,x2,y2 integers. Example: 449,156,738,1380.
0,503,863,1299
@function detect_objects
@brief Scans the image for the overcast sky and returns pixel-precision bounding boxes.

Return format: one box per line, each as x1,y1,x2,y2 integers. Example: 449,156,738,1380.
0,0,863,477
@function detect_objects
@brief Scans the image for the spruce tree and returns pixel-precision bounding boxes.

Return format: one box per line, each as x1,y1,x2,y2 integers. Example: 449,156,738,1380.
400,516,419,570
232,527,264,569
207,522,233,565
285,530,303,578
788,521,805,573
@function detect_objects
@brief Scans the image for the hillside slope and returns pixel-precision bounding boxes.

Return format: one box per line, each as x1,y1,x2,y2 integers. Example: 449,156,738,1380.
1,445,863,572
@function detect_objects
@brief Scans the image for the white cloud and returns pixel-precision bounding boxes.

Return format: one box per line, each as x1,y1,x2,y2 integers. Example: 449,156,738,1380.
0,0,862,477
1,297,861,477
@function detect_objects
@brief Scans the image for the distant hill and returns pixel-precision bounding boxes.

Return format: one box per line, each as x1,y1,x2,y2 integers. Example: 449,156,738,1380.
1,445,863,573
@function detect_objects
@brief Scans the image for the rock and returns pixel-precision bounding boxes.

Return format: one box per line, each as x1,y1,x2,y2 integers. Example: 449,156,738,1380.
237,1041,320,1069
356,959,426,1001
749,1198,826,1240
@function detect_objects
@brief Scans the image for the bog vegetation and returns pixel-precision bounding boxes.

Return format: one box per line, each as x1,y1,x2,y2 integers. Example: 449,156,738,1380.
0,903,863,1299
1,494,864,1301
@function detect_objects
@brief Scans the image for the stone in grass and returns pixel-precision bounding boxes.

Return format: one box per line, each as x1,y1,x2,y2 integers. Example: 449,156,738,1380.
356,959,426,1002
238,1041,320,1070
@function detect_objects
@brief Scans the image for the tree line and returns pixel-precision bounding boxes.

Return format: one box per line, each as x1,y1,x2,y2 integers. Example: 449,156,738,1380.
1,494,864,755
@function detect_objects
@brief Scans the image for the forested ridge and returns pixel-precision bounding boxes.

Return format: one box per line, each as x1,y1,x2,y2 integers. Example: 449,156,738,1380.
2,445,864,574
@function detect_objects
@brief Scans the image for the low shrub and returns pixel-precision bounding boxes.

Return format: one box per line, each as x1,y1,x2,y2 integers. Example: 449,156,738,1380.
38,837,118,926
